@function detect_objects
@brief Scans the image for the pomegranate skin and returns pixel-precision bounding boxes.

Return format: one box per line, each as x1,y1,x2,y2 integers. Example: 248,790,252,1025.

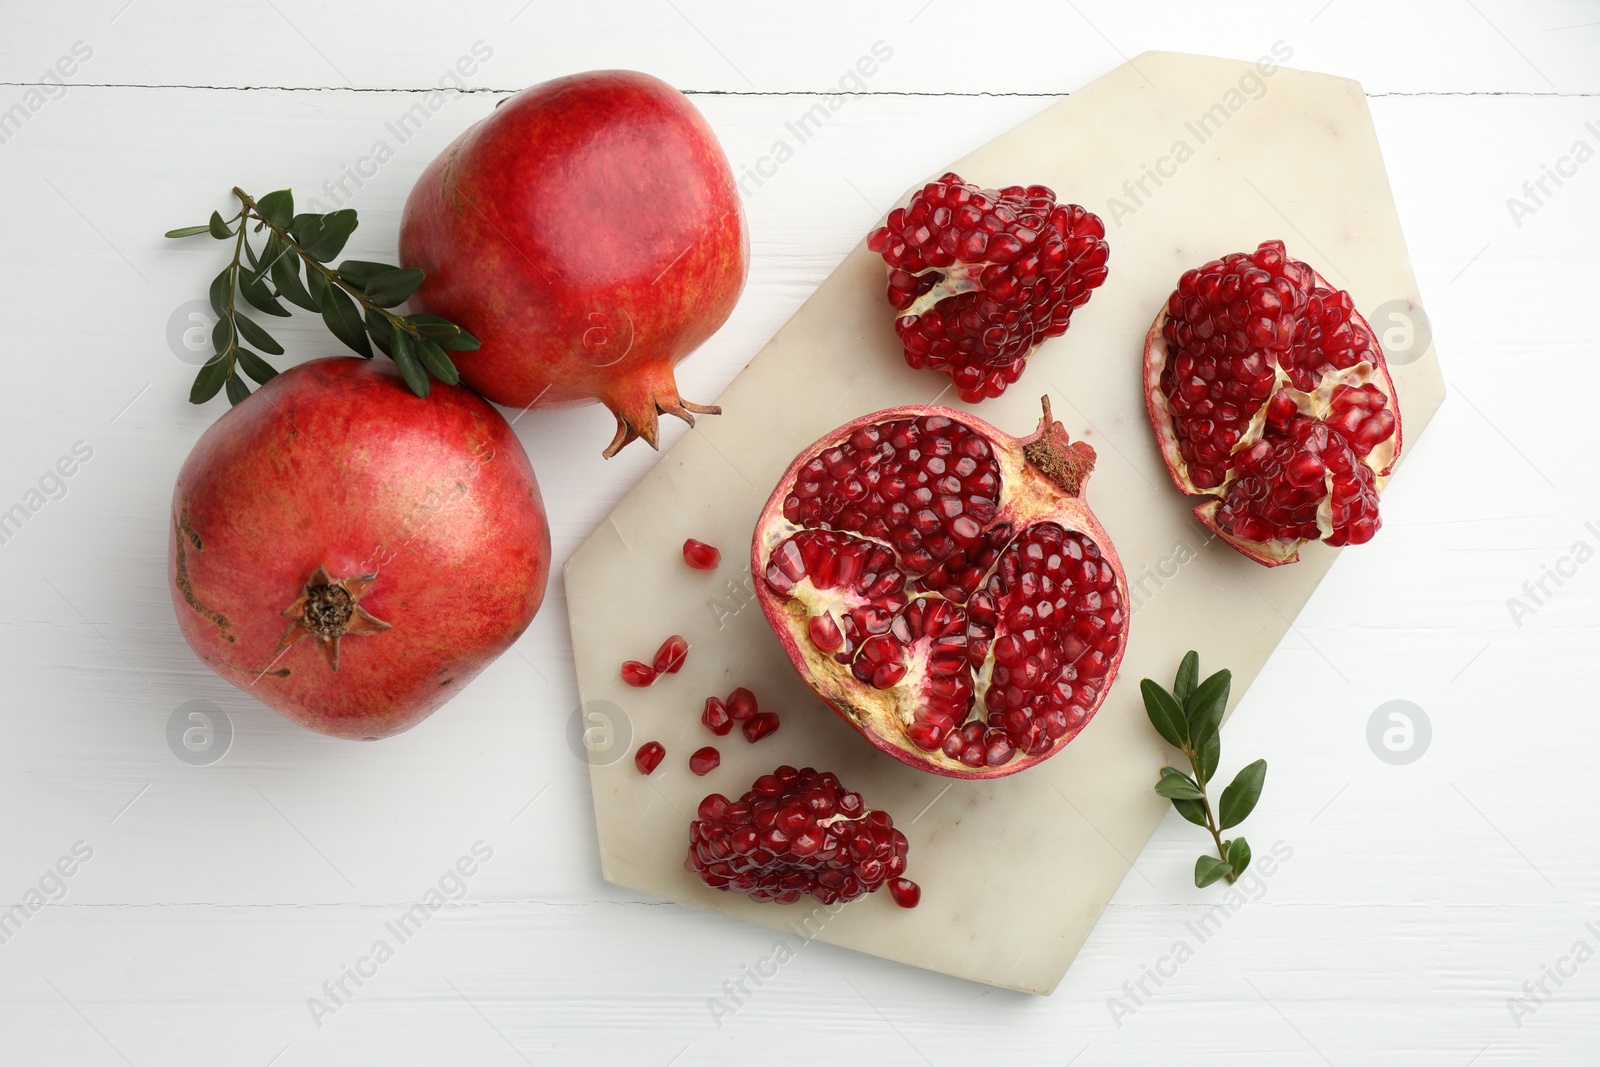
168,357,550,740
399,69,749,457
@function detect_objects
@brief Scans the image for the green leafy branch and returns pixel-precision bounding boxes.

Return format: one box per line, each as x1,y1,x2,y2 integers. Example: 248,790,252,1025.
165,187,479,405
1141,651,1267,888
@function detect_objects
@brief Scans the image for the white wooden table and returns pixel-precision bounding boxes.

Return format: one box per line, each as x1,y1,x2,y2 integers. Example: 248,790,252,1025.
1,3,1595,1063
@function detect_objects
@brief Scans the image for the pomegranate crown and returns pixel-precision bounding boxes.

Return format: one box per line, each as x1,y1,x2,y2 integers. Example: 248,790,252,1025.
1022,396,1096,495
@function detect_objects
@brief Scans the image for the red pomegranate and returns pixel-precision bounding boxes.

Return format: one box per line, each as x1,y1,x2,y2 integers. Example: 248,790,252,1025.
752,400,1128,778
399,70,748,457
168,357,550,740
1143,241,1401,566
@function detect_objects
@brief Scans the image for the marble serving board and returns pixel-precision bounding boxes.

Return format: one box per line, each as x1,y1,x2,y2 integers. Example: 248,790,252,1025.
564,51,1445,994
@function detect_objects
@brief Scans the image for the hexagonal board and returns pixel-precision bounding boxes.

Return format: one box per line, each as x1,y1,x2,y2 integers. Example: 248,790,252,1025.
564,50,1444,994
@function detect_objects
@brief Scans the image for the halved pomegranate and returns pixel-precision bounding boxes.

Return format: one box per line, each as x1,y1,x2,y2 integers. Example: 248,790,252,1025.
752,400,1128,778
1143,241,1402,566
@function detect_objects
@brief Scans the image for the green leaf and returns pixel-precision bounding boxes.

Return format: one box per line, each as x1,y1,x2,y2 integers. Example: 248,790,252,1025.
189,354,231,404
1186,668,1232,751
250,233,282,284
1218,759,1267,830
1194,855,1232,888
232,313,283,355
305,265,327,309
235,347,279,385
414,335,459,385
389,329,429,397
1173,651,1199,706
1225,837,1252,877
239,270,290,317
1172,798,1209,827
365,267,425,307
224,371,251,406
210,314,234,356
274,254,319,312
1155,767,1204,800
437,323,479,351
1140,678,1188,750
320,285,372,358
289,212,323,247
407,313,481,351
303,209,357,262
165,224,211,239
208,211,233,239
256,189,294,230
364,308,394,356
1195,730,1220,787
242,231,260,271
337,260,397,291
208,265,234,318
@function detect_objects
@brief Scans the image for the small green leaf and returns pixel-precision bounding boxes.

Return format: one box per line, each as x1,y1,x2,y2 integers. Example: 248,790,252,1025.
1218,759,1267,830
1155,767,1204,800
407,313,481,351
224,371,251,406
337,260,397,291
289,212,324,247
303,209,358,261
305,265,327,309
365,267,425,307
1186,669,1231,751
210,314,234,356
320,285,372,358
208,265,234,318
1173,651,1199,706
235,348,279,385
438,324,479,351
208,211,233,239
274,254,318,312
1225,837,1252,877
1141,678,1188,750
256,189,294,230
239,270,290,317
1195,730,1220,787
1194,855,1232,888
242,231,260,271
414,335,459,385
1172,798,1209,827
189,354,232,404
165,224,211,239
389,329,429,397
364,308,394,356
232,314,283,355
251,233,284,284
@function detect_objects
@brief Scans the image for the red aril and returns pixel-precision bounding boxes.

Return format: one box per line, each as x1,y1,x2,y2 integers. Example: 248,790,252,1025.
400,70,748,458
888,877,921,909
687,766,911,905
635,741,665,775
168,358,549,740
1143,240,1402,565
701,696,733,736
753,399,1128,778
652,634,689,674
726,687,758,722
682,538,721,571
689,746,721,776
742,712,780,744
620,661,657,688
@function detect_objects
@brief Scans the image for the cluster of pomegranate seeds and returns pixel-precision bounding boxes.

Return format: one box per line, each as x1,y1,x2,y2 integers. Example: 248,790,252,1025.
687,766,913,906
682,538,721,571
1152,240,1399,560
760,410,1124,771
634,741,665,775
652,635,689,674
620,660,657,687
867,173,1109,401
689,746,721,775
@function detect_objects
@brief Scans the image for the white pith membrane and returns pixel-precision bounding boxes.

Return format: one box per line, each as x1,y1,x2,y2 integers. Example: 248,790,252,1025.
897,260,998,319
1142,272,1401,567
754,410,1129,775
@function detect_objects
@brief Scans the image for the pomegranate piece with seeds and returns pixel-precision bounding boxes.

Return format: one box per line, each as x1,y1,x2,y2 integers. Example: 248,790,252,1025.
682,538,721,571
620,660,657,687
867,173,1109,402
1143,240,1402,566
652,634,689,674
634,741,665,775
686,765,911,905
753,399,1129,778
689,746,721,775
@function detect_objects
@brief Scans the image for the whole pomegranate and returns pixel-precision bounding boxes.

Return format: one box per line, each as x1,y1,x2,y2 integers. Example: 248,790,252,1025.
168,358,550,740
752,400,1129,778
1143,240,1401,565
399,70,748,457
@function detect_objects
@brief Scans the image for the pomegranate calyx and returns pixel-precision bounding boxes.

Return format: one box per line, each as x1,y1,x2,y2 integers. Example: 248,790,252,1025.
276,566,393,673
601,384,723,459
1022,396,1096,496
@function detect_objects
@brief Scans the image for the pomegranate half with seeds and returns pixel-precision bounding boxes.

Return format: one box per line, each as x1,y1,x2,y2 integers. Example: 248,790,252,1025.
752,400,1128,778
1144,241,1402,566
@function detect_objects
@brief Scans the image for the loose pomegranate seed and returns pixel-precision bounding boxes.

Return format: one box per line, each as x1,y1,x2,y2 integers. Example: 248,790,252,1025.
742,711,780,744
701,696,733,735
652,634,689,674
620,660,657,687
682,538,721,571
687,766,912,905
867,173,1109,401
726,687,758,722
689,746,720,775
634,741,665,775
888,877,921,908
